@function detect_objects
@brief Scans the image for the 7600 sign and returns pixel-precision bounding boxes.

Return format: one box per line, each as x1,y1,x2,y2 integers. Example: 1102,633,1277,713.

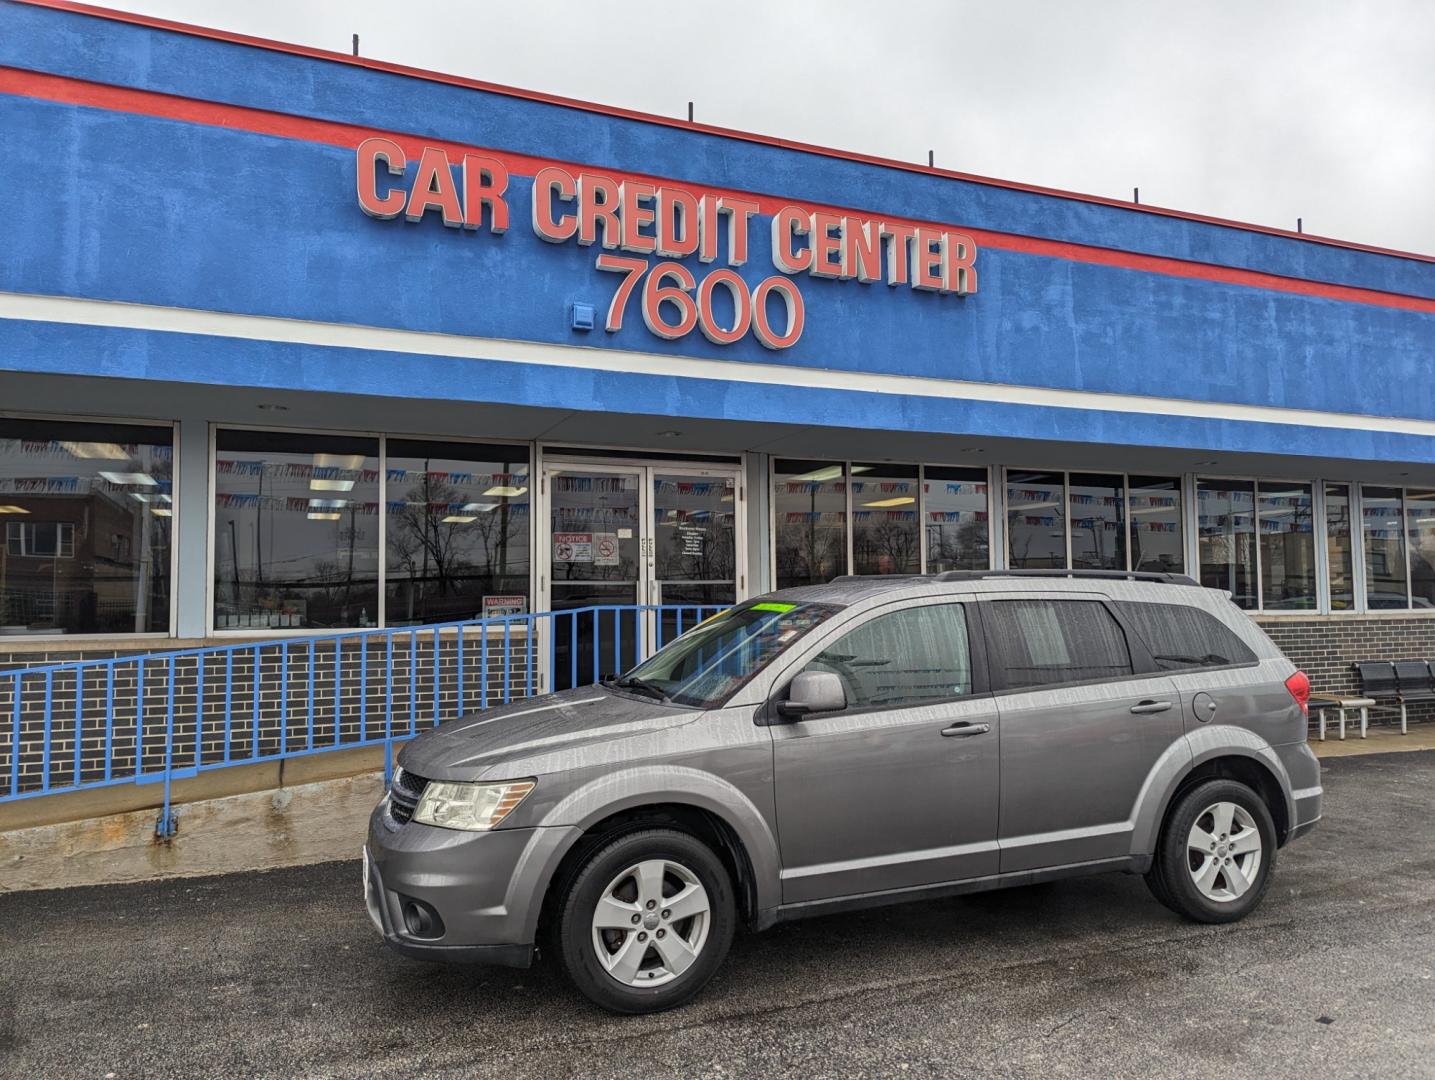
596,255,805,350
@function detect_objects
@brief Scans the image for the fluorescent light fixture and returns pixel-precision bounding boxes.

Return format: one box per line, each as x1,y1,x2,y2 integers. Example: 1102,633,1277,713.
0,505,30,514
460,502,499,513
482,486,528,498
313,453,366,470
862,497,915,508
310,479,355,492
788,466,843,483
99,471,157,486
307,512,342,521
307,498,348,509
441,515,477,524
60,441,131,460
153,508,172,517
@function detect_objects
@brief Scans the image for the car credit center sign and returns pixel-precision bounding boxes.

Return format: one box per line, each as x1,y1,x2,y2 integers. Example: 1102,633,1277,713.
355,139,978,351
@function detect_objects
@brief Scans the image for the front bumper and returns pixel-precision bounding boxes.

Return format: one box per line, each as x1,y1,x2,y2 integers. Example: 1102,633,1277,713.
364,800,580,966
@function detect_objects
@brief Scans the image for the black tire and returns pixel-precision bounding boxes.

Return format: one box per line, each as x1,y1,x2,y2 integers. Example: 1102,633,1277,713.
1146,778,1277,924
553,827,736,1014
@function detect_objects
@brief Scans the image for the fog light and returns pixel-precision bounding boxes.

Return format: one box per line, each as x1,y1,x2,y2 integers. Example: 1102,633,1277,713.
401,899,444,939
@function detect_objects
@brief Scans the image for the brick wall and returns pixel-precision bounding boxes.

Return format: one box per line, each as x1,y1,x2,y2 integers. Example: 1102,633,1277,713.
1256,614,1435,728
0,632,534,796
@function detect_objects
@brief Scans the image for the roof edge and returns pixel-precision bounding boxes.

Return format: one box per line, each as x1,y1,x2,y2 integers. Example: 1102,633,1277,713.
12,0,1435,266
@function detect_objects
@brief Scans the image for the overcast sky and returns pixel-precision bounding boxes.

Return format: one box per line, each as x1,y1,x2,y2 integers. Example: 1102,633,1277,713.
113,0,1435,256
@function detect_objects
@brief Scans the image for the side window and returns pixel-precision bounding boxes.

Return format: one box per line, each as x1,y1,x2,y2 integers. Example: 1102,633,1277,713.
1115,601,1257,670
804,604,972,709
984,600,1133,690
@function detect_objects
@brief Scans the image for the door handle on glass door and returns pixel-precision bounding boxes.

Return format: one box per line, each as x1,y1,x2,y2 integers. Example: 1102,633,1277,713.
1129,700,1174,715
940,722,991,738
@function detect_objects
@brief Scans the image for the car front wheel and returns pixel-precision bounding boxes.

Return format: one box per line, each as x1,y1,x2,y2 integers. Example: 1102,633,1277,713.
553,827,735,1014
1146,778,1277,924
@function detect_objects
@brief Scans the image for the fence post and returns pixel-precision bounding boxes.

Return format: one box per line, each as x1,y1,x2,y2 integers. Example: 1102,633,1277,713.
155,655,178,838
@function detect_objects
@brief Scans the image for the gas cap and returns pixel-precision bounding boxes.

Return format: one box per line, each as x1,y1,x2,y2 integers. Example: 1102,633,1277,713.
1191,692,1218,723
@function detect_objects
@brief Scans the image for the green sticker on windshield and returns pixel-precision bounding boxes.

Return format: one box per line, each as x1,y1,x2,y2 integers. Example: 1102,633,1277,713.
751,602,797,612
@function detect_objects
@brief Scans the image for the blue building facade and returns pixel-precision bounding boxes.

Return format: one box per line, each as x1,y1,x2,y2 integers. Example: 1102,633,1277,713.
2,0,1435,702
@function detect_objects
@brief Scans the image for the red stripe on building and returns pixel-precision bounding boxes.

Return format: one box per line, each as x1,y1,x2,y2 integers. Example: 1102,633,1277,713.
14,0,1435,270
2,65,1434,317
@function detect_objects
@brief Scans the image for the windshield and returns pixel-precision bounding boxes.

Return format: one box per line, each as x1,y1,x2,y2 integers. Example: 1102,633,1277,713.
615,601,839,708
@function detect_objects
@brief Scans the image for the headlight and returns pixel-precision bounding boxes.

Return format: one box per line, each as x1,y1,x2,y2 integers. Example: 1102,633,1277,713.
412,779,536,832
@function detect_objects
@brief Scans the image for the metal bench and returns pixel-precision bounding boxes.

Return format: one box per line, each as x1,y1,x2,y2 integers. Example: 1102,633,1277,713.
1392,661,1435,732
1319,660,1421,740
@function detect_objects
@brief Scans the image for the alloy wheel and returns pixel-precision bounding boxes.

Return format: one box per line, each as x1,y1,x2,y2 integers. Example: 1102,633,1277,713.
1186,801,1263,902
590,858,712,987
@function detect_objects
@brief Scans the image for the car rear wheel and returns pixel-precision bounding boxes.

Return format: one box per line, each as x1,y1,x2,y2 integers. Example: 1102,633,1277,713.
1146,778,1276,924
553,827,735,1014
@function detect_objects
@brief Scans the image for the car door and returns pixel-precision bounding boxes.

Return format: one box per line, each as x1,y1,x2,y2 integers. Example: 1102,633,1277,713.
768,597,1000,904
983,594,1184,873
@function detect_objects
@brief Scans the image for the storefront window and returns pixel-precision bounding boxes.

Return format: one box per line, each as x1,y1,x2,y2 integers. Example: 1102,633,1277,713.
1406,489,1435,610
1006,471,1066,569
1361,486,1407,609
214,429,380,629
1128,476,1184,573
1197,479,1256,608
1324,483,1355,610
851,463,919,576
923,466,989,573
1258,481,1315,610
1068,473,1125,570
384,440,530,626
0,418,172,635
773,460,849,588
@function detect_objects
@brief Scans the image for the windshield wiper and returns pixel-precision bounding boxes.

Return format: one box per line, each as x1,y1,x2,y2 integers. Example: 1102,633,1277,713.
609,675,670,702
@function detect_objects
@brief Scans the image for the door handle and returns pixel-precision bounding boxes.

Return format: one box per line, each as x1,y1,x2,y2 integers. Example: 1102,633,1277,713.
941,722,991,738
1129,700,1174,715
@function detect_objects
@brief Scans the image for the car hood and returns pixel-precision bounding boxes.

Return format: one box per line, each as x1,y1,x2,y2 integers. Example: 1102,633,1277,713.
396,686,694,777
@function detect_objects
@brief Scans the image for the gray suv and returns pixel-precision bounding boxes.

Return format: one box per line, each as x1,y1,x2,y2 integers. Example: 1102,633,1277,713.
364,571,1322,1013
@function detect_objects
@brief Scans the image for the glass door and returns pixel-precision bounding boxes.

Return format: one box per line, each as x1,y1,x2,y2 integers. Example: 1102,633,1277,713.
545,464,646,690
652,470,739,650
542,459,743,691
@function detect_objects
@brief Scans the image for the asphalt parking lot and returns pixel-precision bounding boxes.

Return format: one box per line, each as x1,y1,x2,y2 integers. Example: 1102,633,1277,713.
2,750,1434,1079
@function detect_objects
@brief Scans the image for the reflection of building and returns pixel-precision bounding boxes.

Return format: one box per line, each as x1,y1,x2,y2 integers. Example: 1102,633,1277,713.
4,2,1435,710
0,433,172,635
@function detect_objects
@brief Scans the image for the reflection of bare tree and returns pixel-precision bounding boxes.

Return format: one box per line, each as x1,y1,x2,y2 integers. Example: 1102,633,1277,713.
390,474,524,619
928,520,988,570
776,521,844,584
853,519,919,574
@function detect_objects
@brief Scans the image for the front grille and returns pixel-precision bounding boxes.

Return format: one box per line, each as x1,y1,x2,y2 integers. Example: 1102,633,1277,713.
393,767,428,797
387,768,430,826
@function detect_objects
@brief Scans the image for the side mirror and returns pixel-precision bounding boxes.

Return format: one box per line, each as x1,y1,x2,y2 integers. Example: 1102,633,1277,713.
777,670,847,719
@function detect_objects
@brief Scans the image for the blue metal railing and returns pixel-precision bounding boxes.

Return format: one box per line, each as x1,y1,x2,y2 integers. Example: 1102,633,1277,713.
0,603,724,833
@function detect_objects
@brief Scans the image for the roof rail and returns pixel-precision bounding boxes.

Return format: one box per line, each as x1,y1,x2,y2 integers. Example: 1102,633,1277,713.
933,569,1201,586
827,574,931,584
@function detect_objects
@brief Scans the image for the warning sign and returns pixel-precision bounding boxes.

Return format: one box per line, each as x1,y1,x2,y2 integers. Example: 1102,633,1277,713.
594,532,620,567
553,532,593,563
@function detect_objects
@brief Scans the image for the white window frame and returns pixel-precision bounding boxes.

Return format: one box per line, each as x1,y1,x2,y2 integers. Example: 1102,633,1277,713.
1000,468,1186,577
768,457,997,585
207,423,536,637
0,411,180,640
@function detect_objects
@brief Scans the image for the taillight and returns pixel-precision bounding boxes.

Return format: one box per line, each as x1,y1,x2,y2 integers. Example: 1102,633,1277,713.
1284,670,1311,717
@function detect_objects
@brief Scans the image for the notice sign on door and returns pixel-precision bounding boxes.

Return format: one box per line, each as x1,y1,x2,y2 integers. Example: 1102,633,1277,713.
678,524,705,557
553,532,593,563
482,595,527,617
593,532,620,566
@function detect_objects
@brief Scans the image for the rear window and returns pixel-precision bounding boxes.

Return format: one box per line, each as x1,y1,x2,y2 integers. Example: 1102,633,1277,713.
1116,601,1257,670
983,599,1134,690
